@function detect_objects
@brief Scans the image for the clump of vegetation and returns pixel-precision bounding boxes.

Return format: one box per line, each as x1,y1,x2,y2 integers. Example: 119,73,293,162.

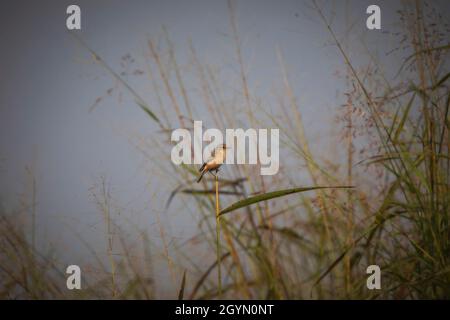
0,0,449,299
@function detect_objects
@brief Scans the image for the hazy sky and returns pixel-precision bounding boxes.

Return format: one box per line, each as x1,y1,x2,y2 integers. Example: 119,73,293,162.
1,0,448,296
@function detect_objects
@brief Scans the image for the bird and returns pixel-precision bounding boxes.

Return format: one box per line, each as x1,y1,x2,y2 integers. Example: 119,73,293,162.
197,144,228,183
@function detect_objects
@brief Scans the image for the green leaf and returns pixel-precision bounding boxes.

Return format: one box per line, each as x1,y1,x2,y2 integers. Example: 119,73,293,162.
219,186,354,215
136,99,161,124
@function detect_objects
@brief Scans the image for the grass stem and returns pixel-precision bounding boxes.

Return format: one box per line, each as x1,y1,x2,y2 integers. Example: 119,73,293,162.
215,175,222,298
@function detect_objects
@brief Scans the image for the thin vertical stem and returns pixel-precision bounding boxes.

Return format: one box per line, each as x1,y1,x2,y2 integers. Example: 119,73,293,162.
215,175,222,297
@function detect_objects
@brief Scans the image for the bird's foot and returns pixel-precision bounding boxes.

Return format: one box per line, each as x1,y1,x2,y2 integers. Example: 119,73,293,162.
208,171,217,178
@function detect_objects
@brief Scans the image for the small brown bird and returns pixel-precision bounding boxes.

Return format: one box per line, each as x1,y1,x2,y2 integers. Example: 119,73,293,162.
197,144,228,182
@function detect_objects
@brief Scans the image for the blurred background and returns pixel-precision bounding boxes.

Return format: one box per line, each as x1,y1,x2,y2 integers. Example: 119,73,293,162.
1,0,449,299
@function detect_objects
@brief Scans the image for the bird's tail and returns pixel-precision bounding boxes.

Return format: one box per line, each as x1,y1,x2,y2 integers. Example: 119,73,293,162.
199,163,206,172
197,169,206,183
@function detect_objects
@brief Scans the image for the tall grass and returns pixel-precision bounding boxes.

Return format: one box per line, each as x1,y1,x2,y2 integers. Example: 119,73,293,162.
0,0,449,299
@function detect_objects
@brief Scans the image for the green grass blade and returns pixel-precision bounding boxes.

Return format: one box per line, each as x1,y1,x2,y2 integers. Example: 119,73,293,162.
136,100,161,124
177,270,187,300
311,226,374,292
393,93,415,142
69,31,163,127
219,186,353,215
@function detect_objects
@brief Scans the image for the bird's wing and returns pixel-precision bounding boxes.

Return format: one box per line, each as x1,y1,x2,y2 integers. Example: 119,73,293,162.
204,149,216,162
